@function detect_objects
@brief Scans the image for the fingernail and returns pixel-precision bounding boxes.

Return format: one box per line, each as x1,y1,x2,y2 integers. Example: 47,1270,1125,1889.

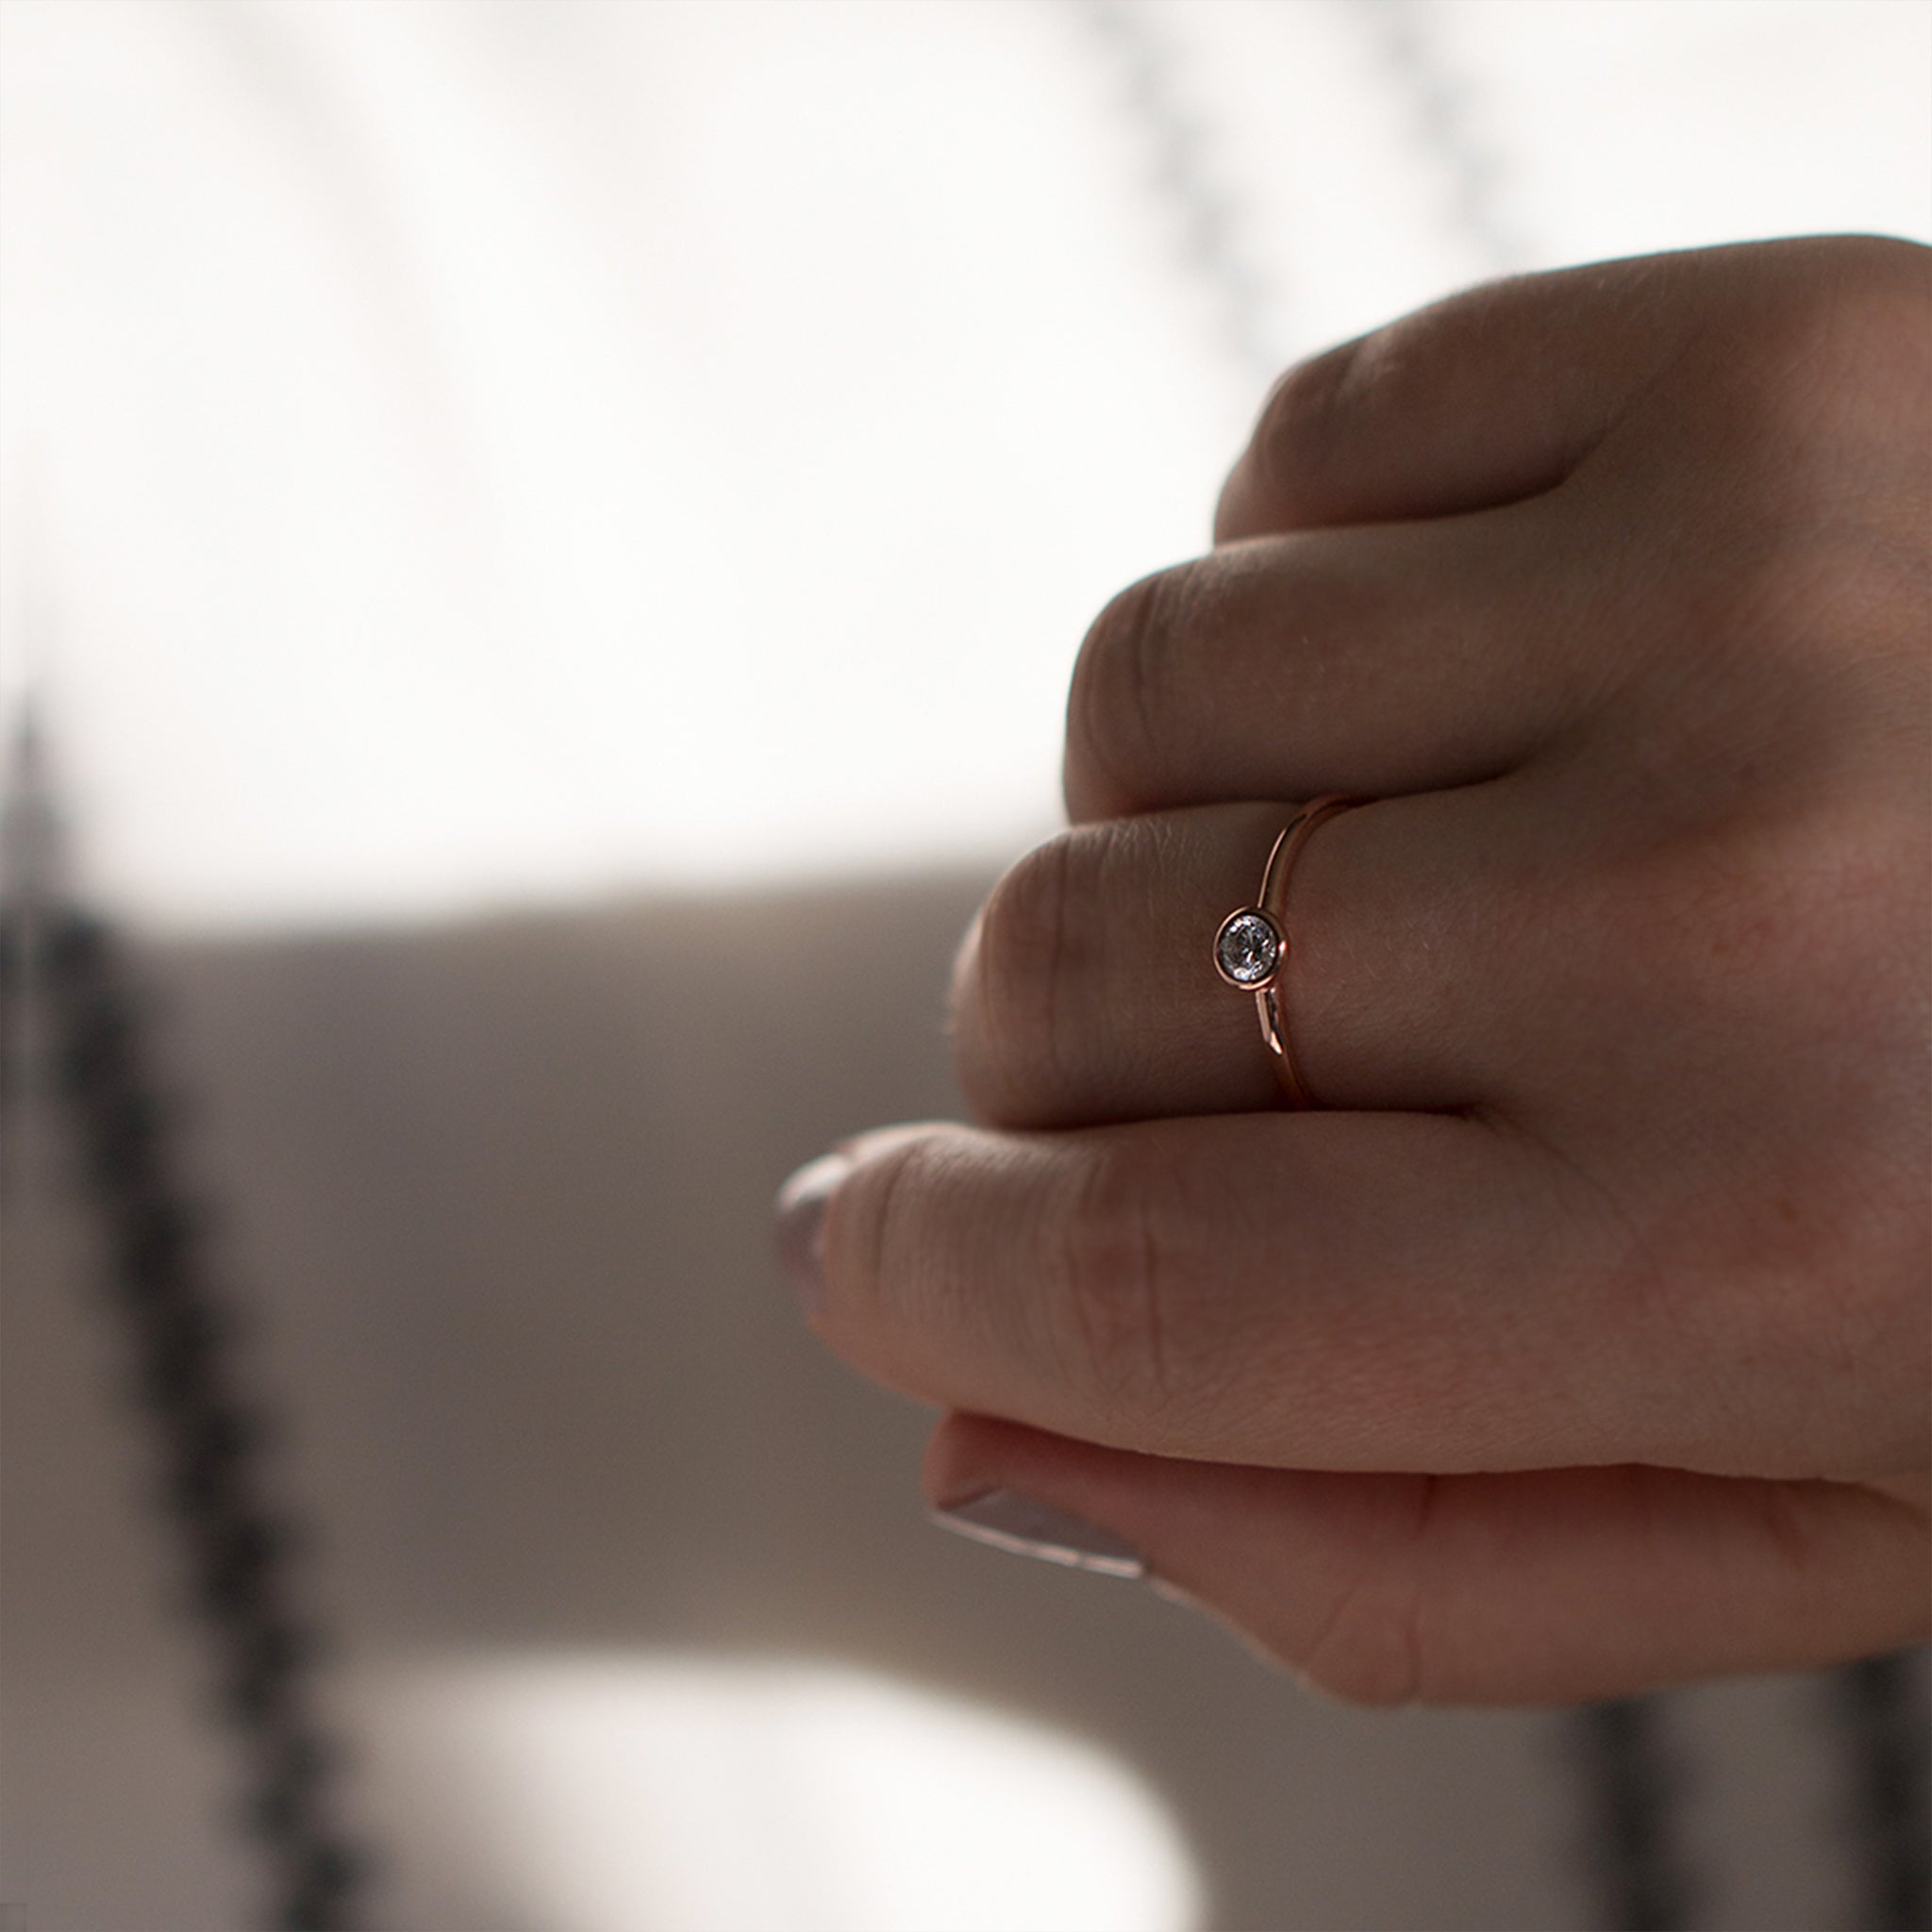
774,1152,849,1319
931,1489,1145,1579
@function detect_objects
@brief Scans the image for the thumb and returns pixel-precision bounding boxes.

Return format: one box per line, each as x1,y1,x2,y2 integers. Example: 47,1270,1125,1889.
924,1413,1930,1707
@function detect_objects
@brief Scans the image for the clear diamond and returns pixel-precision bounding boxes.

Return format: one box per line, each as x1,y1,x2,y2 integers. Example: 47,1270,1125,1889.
1215,909,1281,987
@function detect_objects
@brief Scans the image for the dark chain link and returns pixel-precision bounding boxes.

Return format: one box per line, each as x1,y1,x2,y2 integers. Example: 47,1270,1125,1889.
1350,0,1524,274
1832,1650,1931,1931
1566,1697,1697,1932
1075,0,1282,386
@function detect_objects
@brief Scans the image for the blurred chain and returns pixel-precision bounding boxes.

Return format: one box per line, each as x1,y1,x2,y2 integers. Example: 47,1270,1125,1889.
1350,0,1524,275
1831,1651,1931,1931
1074,0,1282,389
2,714,370,1932
1566,1698,1697,1932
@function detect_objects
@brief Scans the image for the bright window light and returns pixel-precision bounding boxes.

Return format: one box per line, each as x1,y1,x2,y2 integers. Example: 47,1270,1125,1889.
353,1656,1206,1932
3,0,1926,933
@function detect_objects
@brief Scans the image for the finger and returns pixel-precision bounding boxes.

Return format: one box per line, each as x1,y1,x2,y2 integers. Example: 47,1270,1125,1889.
796,1110,1755,1477
1211,237,1878,541
924,1416,1932,1706
1062,506,1624,824
950,790,1529,1129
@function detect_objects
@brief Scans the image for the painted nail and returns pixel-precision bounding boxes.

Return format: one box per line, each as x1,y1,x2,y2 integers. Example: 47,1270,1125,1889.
931,1489,1145,1579
774,1152,848,1318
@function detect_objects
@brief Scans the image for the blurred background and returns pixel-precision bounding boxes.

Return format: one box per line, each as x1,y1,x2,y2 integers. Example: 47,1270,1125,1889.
2,3,1927,1928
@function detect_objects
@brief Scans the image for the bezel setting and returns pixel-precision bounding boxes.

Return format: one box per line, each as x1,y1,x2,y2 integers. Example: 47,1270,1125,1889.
1213,907,1284,989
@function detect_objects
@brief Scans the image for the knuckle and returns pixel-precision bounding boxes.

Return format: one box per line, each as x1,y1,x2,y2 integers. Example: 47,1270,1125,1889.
1295,1610,1424,1709
953,831,1091,1123
1039,1140,1249,1437
1256,284,1501,469
1044,1146,1181,1422
1244,285,1500,522
824,1128,939,1344
1071,552,1282,817
1290,1483,1435,1707
1251,337,1368,509
1066,569,1172,820
1744,1478,1825,1583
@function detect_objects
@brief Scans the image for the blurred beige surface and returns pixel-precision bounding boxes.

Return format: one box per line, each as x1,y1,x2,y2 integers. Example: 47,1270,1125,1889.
4,872,1900,1931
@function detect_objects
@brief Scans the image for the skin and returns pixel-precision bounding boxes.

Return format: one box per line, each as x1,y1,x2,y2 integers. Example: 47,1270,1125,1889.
776,236,1932,1707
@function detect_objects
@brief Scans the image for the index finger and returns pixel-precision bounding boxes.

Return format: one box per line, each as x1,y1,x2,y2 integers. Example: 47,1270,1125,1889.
780,1112,1726,1477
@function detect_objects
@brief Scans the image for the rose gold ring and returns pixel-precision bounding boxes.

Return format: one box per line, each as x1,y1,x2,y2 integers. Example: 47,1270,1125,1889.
1211,795,1360,1108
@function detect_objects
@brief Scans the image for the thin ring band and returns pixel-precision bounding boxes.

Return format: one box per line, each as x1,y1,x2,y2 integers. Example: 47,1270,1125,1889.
1213,794,1360,1108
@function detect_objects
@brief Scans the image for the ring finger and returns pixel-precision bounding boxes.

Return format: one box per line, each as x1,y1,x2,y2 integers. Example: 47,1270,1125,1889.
950,781,1541,1129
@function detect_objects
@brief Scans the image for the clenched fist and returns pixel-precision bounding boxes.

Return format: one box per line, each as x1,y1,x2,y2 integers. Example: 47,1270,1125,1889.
777,236,1932,1706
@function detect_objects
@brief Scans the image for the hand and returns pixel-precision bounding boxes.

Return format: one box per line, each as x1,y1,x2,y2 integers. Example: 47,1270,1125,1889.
775,236,1932,1706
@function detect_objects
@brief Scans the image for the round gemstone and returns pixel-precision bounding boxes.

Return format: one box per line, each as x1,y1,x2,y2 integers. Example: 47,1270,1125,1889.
1215,909,1282,987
